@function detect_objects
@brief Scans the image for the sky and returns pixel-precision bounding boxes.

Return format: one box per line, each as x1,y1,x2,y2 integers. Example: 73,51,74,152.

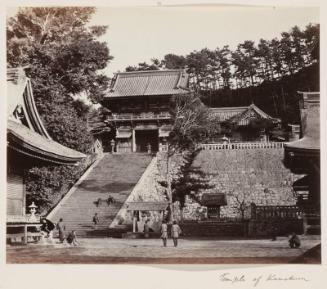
89,5,319,77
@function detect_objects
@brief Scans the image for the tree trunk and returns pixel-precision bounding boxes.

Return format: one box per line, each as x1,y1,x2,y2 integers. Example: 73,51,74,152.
166,148,173,223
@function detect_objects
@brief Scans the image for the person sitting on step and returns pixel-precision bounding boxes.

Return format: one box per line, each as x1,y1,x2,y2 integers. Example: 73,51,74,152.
96,198,102,207
40,218,55,238
107,195,115,205
67,230,79,246
289,232,301,248
93,213,99,229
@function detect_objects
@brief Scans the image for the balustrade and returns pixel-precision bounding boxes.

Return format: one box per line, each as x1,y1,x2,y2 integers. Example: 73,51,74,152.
108,112,171,121
251,204,302,220
199,142,284,150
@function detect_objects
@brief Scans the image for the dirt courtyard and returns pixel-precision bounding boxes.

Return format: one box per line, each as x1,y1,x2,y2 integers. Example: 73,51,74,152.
6,235,321,264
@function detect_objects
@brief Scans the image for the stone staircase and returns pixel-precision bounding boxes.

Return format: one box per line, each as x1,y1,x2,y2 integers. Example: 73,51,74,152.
48,153,152,237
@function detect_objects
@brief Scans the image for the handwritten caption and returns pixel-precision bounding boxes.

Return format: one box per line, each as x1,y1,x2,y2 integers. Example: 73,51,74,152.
218,272,310,287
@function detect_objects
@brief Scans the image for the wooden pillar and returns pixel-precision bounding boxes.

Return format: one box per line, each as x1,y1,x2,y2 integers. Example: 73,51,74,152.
132,211,136,233
115,128,119,154
23,225,27,245
157,129,159,152
132,129,136,152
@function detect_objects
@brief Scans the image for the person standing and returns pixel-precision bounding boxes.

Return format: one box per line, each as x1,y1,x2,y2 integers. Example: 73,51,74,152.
56,218,66,243
146,143,152,154
160,220,168,247
171,220,182,247
144,219,150,238
110,139,115,153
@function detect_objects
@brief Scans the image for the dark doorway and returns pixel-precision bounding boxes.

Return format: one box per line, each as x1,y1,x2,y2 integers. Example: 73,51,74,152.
207,206,221,219
135,130,158,152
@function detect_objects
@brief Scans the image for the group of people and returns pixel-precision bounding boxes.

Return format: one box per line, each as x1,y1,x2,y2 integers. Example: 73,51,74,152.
53,218,79,246
141,218,182,247
160,220,182,247
44,216,300,249
96,195,115,207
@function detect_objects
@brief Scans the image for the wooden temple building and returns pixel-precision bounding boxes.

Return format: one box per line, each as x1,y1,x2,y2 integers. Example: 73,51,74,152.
200,193,227,219
209,104,280,142
102,70,280,152
102,69,189,153
7,68,86,243
284,92,320,234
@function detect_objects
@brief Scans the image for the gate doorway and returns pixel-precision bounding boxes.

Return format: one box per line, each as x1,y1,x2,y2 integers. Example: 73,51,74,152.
135,130,159,152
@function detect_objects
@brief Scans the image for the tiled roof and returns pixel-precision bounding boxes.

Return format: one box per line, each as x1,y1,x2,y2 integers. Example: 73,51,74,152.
201,193,227,206
292,175,310,191
126,202,169,211
106,69,189,98
8,119,86,165
209,106,248,121
228,104,274,123
209,104,276,123
7,68,51,139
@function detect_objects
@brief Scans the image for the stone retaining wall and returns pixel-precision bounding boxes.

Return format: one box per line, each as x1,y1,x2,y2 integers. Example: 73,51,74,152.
155,149,299,221
114,148,299,232
181,149,299,220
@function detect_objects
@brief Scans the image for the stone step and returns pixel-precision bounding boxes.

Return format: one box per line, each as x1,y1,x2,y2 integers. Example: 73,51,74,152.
49,153,152,237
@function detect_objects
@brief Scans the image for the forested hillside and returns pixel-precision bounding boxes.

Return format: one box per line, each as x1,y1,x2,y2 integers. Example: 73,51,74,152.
202,63,319,124
126,23,319,125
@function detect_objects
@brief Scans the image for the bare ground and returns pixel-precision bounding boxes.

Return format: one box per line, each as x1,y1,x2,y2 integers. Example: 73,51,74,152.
6,236,321,264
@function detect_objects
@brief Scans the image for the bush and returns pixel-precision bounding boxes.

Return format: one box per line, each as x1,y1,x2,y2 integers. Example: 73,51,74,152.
25,157,93,212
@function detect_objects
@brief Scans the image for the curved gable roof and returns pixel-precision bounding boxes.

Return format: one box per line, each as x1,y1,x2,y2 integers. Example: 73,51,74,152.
210,104,278,125
8,119,86,165
7,68,51,139
7,68,86,164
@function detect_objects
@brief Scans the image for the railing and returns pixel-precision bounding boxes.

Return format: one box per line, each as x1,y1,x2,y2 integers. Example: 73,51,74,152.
107,112,171,121
251,204,302,220
159,142,284,152
200,142,284,150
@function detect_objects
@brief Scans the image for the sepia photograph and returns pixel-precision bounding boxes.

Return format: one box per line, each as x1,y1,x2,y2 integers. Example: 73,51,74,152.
4,1,321,268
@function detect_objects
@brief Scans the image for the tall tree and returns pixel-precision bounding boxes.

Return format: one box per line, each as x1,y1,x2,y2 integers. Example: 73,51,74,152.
235,40,259,87
125,58,161,71
185,50,211,91
215,46,232,89
290,26,306,69
303,23,320,63
280,31,297,75
164,93,218,221
162,53,187,69
7,7,113,152
256,39,274,81
270,38,284,78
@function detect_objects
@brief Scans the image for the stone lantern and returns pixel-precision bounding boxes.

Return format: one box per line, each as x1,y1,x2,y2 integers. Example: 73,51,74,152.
222,135,229,144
